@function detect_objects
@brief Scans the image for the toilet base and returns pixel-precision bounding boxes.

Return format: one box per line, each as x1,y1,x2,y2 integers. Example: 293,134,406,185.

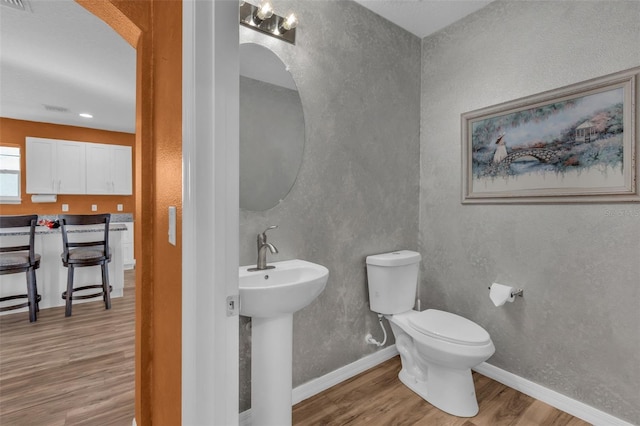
398,363,479,417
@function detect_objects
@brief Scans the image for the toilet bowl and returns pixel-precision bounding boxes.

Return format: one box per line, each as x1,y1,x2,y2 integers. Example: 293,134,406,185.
387,309,494,417
365,250,495,417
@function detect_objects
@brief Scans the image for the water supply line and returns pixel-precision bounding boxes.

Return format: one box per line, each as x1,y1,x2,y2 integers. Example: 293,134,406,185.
415,269,421,311
365,314,387,347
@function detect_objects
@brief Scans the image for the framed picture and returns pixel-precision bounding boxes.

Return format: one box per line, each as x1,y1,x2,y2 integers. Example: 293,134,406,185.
461,67,639,204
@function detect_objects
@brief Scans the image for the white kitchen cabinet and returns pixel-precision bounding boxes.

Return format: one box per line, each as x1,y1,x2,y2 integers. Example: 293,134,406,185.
26,137,131,195
26,137,56,193
111,146,133,195
115,222,135,270
26,137,86,194
85,143,112,194
56,141,86,193
86,144,132,195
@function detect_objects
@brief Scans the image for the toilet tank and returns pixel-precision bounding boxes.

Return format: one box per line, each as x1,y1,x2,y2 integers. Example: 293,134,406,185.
366,250,421,315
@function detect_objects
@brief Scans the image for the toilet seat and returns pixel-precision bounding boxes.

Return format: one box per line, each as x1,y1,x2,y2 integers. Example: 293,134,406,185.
407,309,491,346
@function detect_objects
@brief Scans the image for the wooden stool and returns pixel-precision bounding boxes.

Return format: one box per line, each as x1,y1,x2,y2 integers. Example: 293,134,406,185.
0,215,41,323
59,214,112,317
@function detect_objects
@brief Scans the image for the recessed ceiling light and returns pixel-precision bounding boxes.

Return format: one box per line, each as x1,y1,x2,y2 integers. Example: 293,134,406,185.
79,113,93,118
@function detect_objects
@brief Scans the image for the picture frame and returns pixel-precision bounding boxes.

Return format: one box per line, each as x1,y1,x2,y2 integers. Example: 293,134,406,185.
461,67,639,204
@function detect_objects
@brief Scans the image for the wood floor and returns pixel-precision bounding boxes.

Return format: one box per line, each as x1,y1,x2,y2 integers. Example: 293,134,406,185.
2,270,590,426
293,357,591,426
0,270,135,426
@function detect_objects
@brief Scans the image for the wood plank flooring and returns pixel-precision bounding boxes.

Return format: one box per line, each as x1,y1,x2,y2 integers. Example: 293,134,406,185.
3,270,590,426
293,356,591,426
0,270,135,426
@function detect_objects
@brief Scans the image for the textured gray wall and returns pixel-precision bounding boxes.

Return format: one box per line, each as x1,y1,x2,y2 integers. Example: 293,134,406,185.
239,1,421,412
420,1,640,423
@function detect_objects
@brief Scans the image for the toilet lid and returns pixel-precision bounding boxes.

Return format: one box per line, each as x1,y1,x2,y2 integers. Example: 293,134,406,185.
408,309,491,346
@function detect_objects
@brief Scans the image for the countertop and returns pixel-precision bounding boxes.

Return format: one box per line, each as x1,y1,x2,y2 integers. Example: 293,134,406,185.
0,223,127,237
37,213,134,223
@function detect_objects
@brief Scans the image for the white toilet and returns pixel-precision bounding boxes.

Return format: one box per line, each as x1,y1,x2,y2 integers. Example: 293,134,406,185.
366,250,495,417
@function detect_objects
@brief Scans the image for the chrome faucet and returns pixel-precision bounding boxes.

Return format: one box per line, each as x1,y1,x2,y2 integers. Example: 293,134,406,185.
249,225,279,271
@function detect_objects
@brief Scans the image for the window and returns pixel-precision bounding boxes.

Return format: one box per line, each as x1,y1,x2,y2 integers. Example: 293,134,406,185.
0,146,21,204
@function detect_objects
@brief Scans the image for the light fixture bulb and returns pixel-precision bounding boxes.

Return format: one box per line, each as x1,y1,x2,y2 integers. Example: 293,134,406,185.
281,13,298,31
79,113,93,118
256,1,273,21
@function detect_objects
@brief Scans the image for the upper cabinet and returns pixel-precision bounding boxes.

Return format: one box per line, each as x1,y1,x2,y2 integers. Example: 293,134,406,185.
26,138,86,194
86,143,132,195
25,138,56,194
57,141,87,194
26,137,132,195
111,146,132,195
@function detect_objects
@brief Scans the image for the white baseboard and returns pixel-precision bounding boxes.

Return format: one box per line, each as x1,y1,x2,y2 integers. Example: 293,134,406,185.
241,348,633,426
473,362,634,426
239,345,399,426
292,345,399,405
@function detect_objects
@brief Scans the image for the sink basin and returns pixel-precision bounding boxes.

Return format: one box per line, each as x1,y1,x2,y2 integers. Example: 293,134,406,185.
239,259,329,318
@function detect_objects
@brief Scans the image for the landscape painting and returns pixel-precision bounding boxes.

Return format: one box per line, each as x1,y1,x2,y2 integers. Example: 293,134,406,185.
462,68,639,203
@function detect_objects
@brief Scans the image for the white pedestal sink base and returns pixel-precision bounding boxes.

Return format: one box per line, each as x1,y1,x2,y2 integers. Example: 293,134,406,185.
240,259,329,425
252,314,293,426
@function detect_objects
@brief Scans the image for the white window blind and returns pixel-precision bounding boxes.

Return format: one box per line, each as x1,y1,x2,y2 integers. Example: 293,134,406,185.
0,146,21,203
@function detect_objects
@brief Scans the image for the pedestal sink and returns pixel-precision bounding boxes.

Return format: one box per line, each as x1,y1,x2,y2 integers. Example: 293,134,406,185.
239,259,329,426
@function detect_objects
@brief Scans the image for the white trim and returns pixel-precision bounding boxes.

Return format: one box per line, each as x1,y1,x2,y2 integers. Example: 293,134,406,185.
0,198,21,204
473,362,635,426
239,346,399,426
181,0,197,421
182,1,239,424
239,346,633,426
293,345,399,405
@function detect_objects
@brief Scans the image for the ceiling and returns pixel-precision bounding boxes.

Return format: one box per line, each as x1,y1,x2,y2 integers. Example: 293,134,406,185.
0,0,491,134
354,0,492,39
0,0,136,133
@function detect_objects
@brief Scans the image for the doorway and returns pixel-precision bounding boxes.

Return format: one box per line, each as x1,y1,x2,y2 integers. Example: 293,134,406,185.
0,0,138,423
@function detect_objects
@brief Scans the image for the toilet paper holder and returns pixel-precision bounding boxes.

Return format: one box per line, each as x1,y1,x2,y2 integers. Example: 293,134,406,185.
487,286,524,298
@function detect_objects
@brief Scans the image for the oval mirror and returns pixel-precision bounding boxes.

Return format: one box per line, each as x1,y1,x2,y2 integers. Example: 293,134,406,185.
239,43,305,211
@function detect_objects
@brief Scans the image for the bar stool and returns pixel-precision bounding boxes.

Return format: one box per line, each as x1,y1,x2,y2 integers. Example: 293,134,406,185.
59,214,112,317
0,215,41,322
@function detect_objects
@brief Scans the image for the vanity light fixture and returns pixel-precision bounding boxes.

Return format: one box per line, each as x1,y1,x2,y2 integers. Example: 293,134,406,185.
252,0,273,25
277,13,298,35
239,0,297,44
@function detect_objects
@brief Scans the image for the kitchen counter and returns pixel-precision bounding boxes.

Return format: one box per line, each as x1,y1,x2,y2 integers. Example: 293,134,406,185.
0,223,127,237
36,213,133,223
0,224,126,316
